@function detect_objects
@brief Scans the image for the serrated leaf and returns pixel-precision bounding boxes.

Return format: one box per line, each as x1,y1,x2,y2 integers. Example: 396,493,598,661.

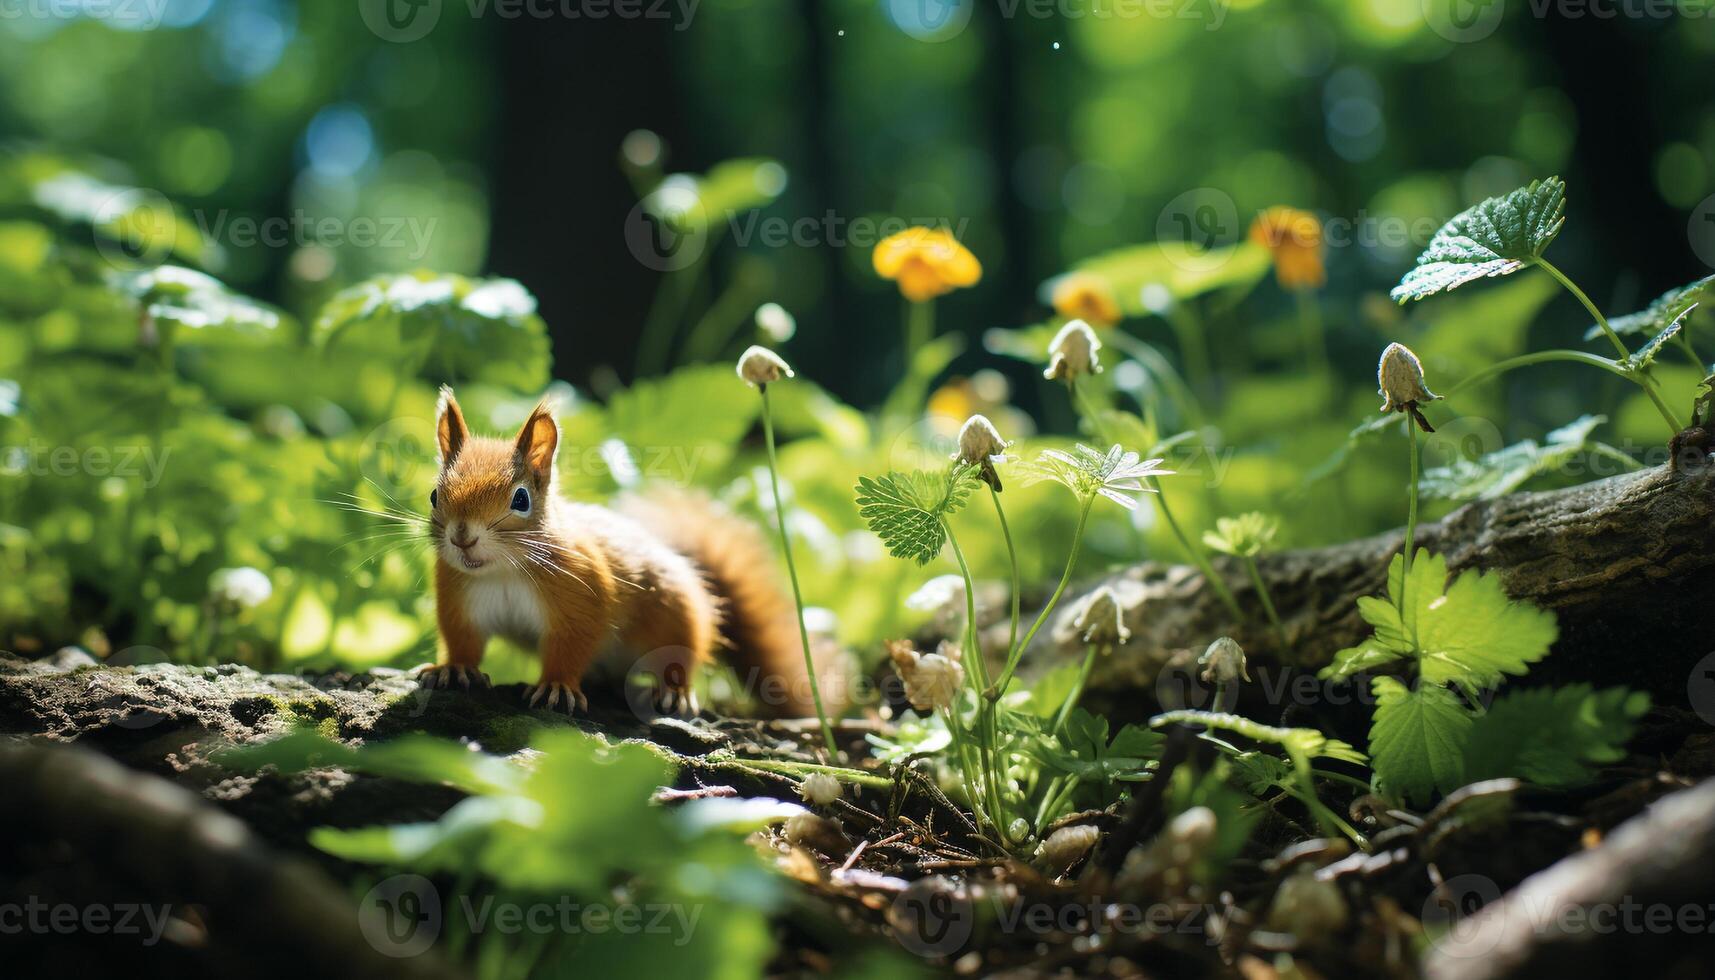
1323,551,1558,693
854,466,977,565
1368,677,1473,805
1463,684,1649,788
1618,304,1692,374
1590,273,1715,340
1390,177,1566,303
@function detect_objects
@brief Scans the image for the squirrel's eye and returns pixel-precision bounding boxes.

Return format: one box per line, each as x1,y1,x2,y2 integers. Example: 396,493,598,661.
510,486,531,514
429,489,438,510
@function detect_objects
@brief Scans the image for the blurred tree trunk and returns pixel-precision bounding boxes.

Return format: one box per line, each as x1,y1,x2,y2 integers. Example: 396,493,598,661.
486,17,690,387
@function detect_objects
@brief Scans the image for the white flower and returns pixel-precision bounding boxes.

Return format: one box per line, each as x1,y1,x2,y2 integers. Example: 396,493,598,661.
1073,585,1131,650
798,772,842,805
1377,342,1440,420
1117,806,1218,895
888,639,965,712
1198,636,1251,686
737,345,794,387
209,567,272,609
1043,319,1102,381
755,302,796,342
904,574,965,613
1035,823,1101,872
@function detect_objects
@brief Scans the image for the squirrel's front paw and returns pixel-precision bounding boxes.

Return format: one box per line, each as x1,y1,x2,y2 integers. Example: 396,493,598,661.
417,663,491,691
525,681,588,714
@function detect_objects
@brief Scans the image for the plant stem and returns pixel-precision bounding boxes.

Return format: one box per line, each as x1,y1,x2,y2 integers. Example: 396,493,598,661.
1400,420,1420,615
1296,288,1330,381
1164,301,1213,397
1242,555,1290,658
905,298,933,361
992,493,1094,700
759,386,837,756
1050,643,1100,738
1538,257,1682,433
989,485,1021,668
1146,475,1245,622
945,524,1015,844
734,757,893,790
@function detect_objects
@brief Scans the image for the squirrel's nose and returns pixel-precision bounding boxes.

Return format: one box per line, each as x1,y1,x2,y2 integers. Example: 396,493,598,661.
450,524,477,550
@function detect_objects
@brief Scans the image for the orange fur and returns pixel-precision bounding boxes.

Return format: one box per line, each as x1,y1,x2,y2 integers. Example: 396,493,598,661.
425,387,828,716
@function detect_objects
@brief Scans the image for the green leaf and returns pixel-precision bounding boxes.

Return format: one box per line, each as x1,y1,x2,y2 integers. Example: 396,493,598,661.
1463,685,1649,788
1320,551,1558,693
111,265,290,346
605,364,760,475
1368,677,1473,805
1590,273,1715,340
1390,177,1566,303
1148,710,1365,766
1694,371,1714,429
854,466,978,565
312,272,550,391
1420,414,1638,503
1618,303,1693,374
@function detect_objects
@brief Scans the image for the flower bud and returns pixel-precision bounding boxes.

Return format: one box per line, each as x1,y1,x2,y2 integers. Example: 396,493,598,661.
1035,823,1101,873
1044,319,1103,381
798,772,842,805
1073,585,1131,651
952,414,1011,491
1377,342,1440,431
737,344,794,387
1198,636,1250,686
887,639,965,712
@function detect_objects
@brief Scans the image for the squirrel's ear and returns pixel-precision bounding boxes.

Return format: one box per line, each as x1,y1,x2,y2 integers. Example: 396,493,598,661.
514,398,559,479
436,386,468,463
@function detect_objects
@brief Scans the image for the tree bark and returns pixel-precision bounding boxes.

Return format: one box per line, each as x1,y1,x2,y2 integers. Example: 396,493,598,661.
1046,463,1715,704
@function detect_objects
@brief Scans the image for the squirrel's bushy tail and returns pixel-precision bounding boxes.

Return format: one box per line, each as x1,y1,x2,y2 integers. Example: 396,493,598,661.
620,489,843,719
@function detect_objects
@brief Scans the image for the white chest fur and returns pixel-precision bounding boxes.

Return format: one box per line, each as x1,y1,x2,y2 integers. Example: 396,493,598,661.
462,573,547,646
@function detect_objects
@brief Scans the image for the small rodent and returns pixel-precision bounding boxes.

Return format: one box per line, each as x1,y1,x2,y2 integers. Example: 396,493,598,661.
421,386,825,715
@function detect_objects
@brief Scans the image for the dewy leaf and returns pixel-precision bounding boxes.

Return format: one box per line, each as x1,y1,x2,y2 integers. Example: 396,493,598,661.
1368,677,1473,805
1463,684,1649,788
854,466,978,565
1390,177,1566,303
1591,273,1715,340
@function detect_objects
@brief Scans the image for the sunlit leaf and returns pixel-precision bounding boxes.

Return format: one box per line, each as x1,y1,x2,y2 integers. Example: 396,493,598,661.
1391,177,1566,303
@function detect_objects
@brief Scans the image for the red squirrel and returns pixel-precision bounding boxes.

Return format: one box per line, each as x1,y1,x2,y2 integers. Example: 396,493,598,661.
420,386,823,715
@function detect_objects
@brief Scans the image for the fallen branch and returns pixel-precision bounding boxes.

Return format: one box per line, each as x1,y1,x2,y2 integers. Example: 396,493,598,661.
1041,464,1715,702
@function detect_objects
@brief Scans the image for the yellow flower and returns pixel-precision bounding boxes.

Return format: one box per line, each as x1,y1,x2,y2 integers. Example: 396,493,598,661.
873,226,981,302
1248,206,1325,291
1051,272,1122,327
